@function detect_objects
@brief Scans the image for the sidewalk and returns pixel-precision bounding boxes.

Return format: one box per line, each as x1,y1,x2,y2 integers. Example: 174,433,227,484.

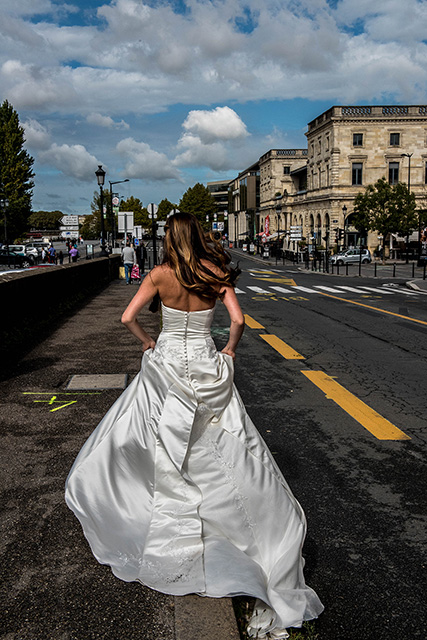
227,246,427,293
0,279,240,640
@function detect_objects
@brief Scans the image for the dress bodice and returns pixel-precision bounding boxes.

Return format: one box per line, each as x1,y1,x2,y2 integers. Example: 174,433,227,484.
160,303,215,340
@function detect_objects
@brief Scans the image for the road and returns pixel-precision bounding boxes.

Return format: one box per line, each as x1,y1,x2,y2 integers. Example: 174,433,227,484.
211,254,427,639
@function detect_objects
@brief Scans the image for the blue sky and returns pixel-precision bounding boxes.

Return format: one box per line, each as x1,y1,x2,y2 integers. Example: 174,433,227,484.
1,0,427,214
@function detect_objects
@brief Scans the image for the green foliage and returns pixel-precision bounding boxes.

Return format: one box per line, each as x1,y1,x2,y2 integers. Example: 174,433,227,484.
178,183,217,228
157,198,178,220
29,210,64,230
0,100,35,242
352,177,417,253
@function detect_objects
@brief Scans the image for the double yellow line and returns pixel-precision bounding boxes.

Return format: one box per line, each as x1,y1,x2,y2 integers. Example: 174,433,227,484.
244,314,410,441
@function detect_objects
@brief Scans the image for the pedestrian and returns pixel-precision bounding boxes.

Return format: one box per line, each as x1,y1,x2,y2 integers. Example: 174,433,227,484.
69,246,79,262
41,248,47,263
135,243,146,275
65,211,324,639
58,250,64,265
48,245,56,264
121,242,135,284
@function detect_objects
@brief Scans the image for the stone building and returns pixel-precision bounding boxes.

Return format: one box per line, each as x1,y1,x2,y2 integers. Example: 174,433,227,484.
220,105,427,254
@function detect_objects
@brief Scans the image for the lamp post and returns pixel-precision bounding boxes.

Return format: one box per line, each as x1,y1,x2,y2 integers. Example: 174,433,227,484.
401,153,413,263
109,179,129,248
95,165,108,257
342,204,347,251
0,194,10,267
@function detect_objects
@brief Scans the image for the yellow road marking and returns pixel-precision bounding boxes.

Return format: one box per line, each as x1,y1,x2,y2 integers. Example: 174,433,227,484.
244,314,265,329
254,277,297,285
301,370,410,441
317,292,427,327
260,334,305,360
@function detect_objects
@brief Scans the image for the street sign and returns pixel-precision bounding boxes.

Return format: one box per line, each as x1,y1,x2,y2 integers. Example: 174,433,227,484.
61,215,79,226
112,197,119,206
217,222,224,231
148,203,158,219
118,211,134,232
59,225,79,232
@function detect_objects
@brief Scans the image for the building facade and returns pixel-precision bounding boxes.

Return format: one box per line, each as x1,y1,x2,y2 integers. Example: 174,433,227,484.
215,105,427,254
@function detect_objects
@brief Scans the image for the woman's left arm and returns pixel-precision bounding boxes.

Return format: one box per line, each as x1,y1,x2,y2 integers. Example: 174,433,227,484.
121,270,159,350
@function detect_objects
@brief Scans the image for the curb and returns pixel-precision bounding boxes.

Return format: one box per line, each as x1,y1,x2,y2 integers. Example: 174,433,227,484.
175,595,240,640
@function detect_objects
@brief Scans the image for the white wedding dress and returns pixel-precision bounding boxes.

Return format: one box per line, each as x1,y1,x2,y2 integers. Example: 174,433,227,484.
65,303,323,638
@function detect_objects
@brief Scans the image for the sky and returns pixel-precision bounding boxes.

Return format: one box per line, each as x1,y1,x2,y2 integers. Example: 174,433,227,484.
1,0,427,214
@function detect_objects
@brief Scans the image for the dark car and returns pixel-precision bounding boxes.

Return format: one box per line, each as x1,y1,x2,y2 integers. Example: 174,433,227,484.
0,249,34,268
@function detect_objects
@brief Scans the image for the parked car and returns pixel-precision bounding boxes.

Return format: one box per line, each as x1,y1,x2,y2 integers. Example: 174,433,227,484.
330,248,372,265
0,248,34,268
25,241,50,255
9,244,39,259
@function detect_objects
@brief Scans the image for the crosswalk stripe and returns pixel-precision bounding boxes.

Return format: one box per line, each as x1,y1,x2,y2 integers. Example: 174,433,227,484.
290,285,320,293
235,287,246,294
336,285,367,294
377,287,417,296
314,285,344,293
357,286,395,295
247,286,272,294
269,286,295,294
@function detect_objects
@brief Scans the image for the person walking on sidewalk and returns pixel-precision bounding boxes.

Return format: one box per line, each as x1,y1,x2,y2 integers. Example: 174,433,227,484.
121,242,135,285
65,211,323,639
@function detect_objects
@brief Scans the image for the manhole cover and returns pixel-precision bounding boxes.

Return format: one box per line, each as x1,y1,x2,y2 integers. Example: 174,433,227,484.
66,374,128,390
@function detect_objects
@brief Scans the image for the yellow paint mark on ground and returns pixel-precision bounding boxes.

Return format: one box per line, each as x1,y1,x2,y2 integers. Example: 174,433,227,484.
244,314,265,329
254,277,297,285
317,292,427,327
260,334,305,360
301,370,410,441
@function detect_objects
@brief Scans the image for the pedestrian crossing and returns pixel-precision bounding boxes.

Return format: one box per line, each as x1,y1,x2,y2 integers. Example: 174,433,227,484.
236,284,419,297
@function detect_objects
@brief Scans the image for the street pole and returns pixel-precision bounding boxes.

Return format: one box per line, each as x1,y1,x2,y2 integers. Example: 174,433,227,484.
0,194,9,267
109,179,129,248
148,203,158,266
401,153,413,263
95,165,108,257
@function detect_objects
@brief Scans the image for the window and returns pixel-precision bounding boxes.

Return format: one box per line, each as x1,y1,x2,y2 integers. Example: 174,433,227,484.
353,133,363,146
326,136,330,152
283,166,290,175
390,132,400,146
389,162,399,184
352,163,363,185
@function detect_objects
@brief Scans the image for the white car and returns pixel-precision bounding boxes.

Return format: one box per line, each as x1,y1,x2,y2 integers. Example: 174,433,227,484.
10,244,39,259
330,248,372,265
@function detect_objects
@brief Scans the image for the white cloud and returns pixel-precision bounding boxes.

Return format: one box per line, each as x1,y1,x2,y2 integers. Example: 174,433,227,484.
173,134,229,171
182,107,249,144
38,143,100,181
23,118,51,150
86,113,129,130
116,137,181,181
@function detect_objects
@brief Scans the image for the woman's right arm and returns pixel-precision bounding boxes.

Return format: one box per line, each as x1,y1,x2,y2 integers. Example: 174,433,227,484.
221,286,245,360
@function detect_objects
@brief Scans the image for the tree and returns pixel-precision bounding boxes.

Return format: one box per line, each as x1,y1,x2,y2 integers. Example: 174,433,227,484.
178,183,217,228
157,198,178,221
352,178,417,262
0,100,35,242
29,210,64,230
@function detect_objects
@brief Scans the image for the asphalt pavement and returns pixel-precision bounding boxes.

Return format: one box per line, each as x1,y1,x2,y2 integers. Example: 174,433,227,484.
0,277,239,640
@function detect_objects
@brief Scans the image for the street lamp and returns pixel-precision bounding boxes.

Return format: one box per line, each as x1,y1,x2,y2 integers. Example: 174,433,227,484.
401,153,414,263
0,194,10,267
109,179,129,248
342,204,347,250
95,165,108,257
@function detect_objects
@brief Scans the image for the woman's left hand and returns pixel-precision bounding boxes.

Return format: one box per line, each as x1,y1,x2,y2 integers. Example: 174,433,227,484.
221,347,235,360
143,340,156,352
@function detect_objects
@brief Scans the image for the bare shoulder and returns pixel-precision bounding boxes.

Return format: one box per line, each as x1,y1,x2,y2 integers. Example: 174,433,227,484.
149,264,172,284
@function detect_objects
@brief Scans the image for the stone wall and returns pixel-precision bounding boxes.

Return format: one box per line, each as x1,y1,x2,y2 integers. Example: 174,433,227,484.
0,256,121,360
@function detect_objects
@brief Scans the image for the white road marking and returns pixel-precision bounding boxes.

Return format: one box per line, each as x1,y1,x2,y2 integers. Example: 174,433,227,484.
314,285,345,293
247,286,272,294
235,287,246,294
269,286,296,294
357,286,395,295
291,285,320,294
336,285,367,294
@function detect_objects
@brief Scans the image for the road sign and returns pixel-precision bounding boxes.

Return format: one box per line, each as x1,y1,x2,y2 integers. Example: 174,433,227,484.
112,197,119,206
118,211,134,232
148,203,158,219
61,215,79,226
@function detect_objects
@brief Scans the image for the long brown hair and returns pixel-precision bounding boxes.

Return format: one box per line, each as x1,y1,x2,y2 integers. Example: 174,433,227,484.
162,211,240,300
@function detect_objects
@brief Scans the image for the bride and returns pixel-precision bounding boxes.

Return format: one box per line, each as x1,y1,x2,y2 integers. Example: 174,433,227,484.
65,211,323,639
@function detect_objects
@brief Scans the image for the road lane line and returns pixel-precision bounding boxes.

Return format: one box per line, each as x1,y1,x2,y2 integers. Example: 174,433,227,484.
244,314,265,329
260,334,305,359
269,286,295,294
248,286,273,294
301,370,410,440
317,291,427,326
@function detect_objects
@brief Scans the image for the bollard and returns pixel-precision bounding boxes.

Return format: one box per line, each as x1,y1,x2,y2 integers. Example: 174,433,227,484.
412,262,415,278
424,263,426,280
346,263,349,276
374,262,377,277
393,263,396,277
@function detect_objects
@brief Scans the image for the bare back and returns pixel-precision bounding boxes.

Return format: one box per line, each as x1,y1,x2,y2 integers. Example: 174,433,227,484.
150,263,221,312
